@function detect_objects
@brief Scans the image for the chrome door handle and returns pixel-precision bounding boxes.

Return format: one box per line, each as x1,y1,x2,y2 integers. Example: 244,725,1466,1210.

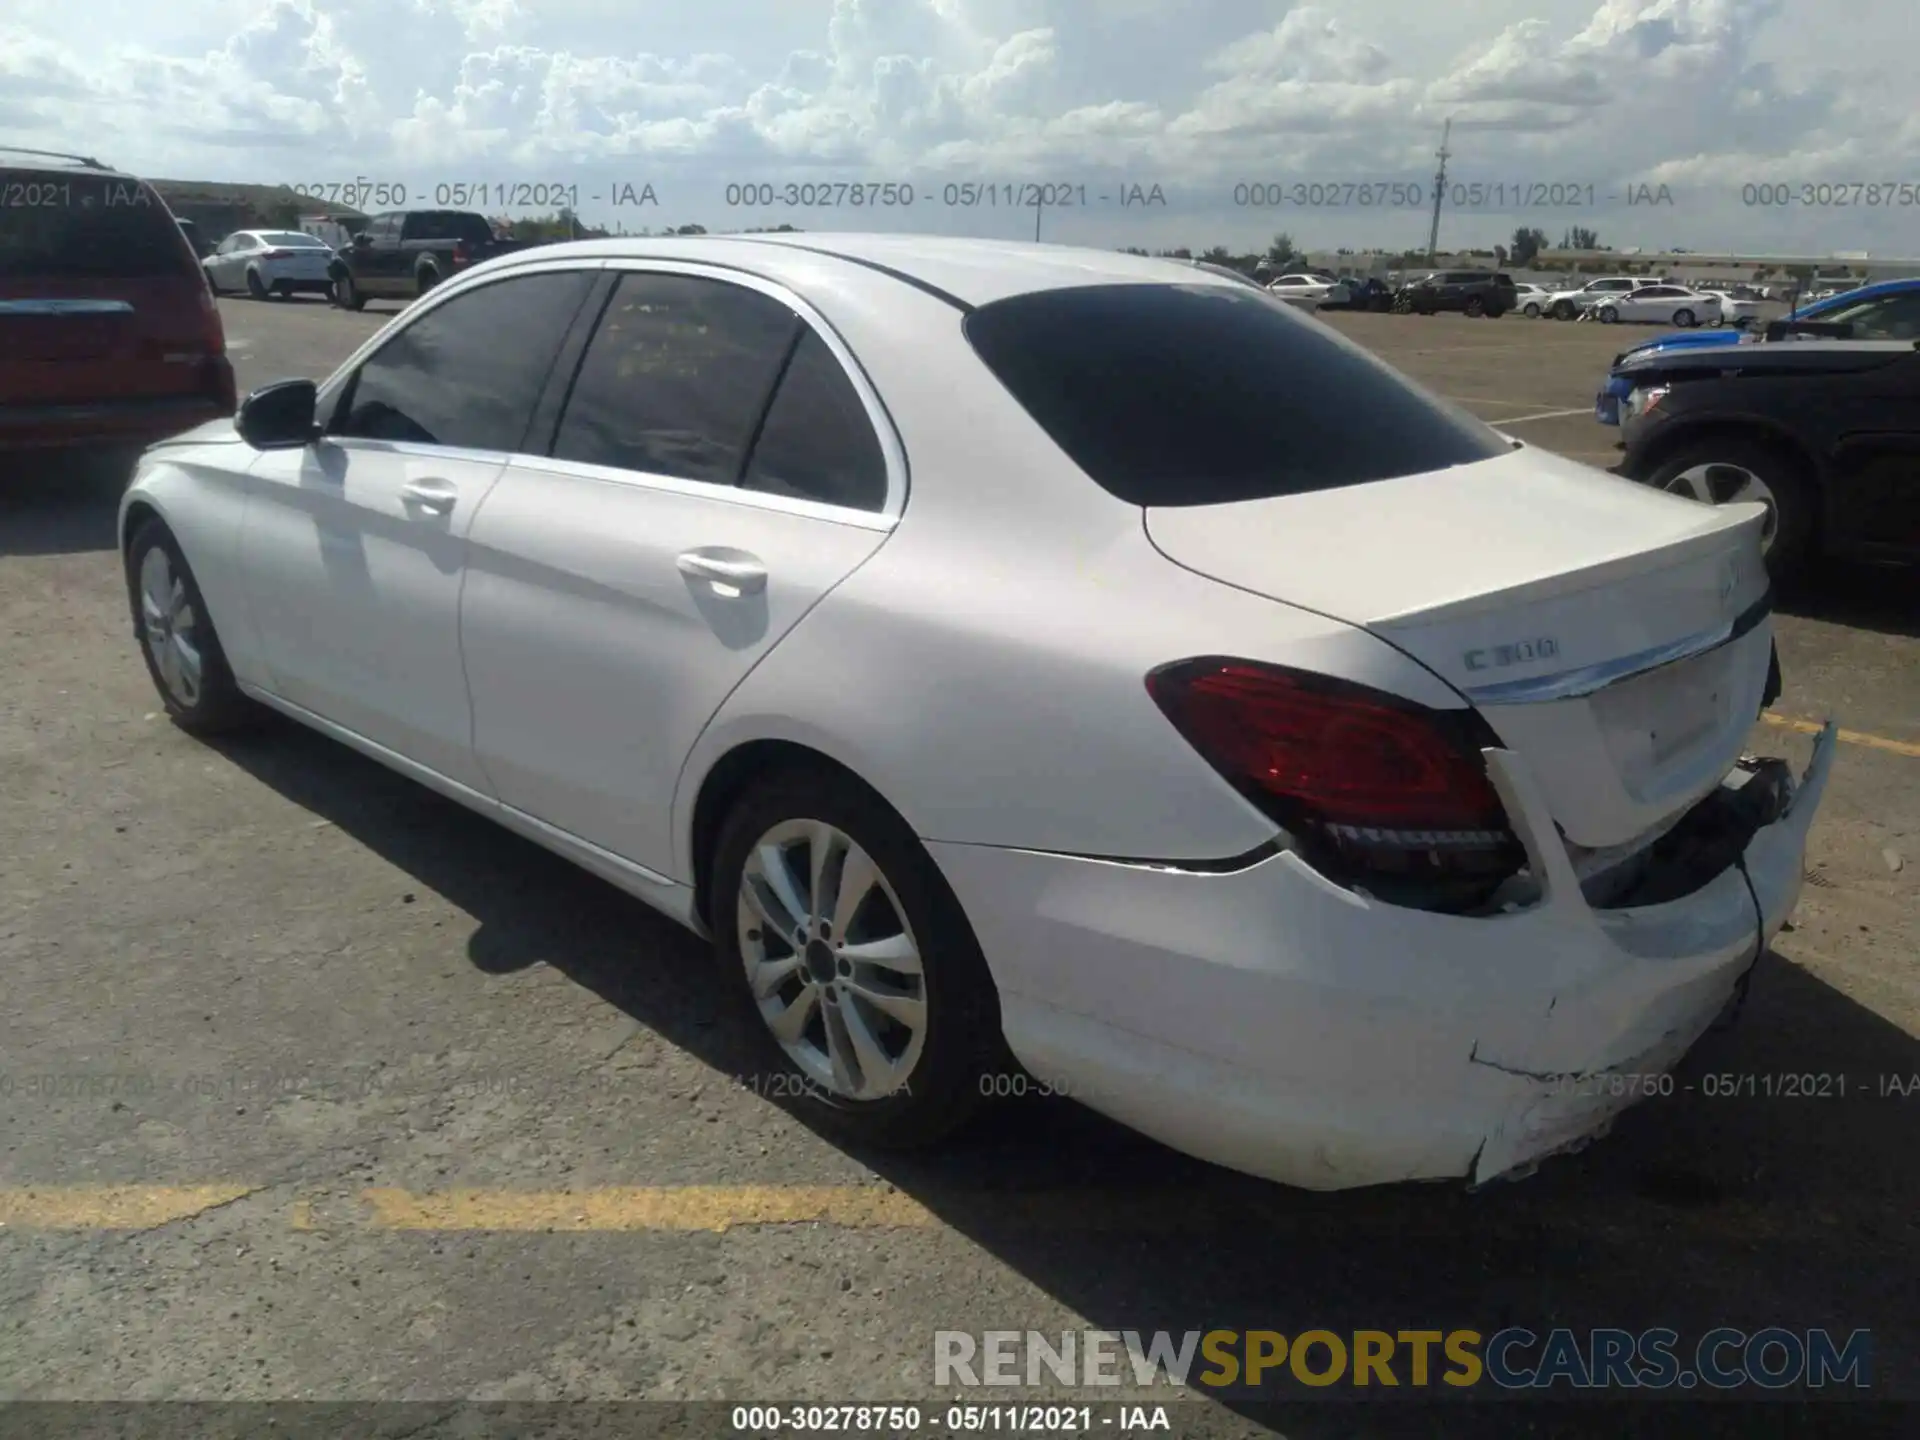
400,478,458,515
677,549,767,595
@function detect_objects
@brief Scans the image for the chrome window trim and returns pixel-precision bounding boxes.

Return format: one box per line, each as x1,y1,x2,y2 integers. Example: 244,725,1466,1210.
497,452,899,533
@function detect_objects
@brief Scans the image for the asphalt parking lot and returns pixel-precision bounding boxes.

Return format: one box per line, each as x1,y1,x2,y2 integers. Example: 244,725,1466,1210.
3,295,1916,1429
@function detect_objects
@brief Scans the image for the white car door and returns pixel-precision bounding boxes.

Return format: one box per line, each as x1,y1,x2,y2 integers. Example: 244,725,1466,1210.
460,264,901,881
208,235,243,290
239,265,603,792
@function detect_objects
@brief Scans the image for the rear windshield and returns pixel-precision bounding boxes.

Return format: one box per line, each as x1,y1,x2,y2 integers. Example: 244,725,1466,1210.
964,283,1510,507
402,211,494,243
0,172,195,279
258,231,328,247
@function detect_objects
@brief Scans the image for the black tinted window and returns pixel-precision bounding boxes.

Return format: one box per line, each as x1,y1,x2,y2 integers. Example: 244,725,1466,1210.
742,329,888,511
403,212,492,243
0,173,194,278
334,271,594,450
553,273,799,483
965,283,1509,508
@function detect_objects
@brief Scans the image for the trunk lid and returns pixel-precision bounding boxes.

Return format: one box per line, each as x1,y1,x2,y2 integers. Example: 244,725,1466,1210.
1145,447,1775,849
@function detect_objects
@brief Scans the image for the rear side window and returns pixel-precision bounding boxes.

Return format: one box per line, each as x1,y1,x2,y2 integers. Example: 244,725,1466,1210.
0,172,195,279
402,211,492,244
964,283,1509,507
552,273,800,484
333,270,595,450
741,328,889,511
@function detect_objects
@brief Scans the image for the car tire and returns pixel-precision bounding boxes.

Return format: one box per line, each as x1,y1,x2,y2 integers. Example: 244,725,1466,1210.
1464,295,1486,318
1523,302,1541,317
245,269,268,300
1597,305,1619,323
416,266,440,295
1551,301,1575,320
1674,308,1696,328
126,519,259,735
332,274,365,311
1643,436,1817,581
711,766,1004,1150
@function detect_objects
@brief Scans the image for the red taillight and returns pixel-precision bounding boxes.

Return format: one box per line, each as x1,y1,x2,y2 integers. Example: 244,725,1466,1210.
1147,659,1522,904
452,241,470,265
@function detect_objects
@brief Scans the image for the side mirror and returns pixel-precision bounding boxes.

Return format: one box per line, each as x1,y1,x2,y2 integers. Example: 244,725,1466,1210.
237,379,320,450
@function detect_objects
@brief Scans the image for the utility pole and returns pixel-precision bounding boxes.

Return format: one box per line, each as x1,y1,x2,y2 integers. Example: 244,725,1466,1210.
1424,116,1452,265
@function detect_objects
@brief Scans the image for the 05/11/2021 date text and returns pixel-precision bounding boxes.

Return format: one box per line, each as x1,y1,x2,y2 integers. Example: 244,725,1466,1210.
279,180,660,209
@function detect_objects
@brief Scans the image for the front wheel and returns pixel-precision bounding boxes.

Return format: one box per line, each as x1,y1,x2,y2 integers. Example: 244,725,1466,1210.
1644,437,1816,581
331,273,365,311
712,768,1004,1149
1523,302,1541,317
126,520,258,734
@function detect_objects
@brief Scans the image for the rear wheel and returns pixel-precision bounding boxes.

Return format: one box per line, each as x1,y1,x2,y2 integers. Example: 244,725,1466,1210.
126,520,258,734
1523,302,1541,317
245,269,267,300
1673,308,1696,328
1644,436,1816,581
416,265,440,295
1551,300,1577,320
712,767,1003,1149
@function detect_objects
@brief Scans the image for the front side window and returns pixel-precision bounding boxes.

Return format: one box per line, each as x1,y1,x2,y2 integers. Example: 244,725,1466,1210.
965,282,1509,508
552,272,800,484
332,270,595,450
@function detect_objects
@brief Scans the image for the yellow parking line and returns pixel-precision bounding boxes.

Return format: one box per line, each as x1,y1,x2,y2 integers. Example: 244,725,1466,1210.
360,1185,942,1232
1762,712,1920,759
0,1185,255,1230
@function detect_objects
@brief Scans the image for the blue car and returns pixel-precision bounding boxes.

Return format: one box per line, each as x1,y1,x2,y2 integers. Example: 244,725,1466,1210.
1594,278,1920,424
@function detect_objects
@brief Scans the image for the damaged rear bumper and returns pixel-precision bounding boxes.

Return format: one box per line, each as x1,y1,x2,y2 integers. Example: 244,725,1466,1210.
927,722,1837,1192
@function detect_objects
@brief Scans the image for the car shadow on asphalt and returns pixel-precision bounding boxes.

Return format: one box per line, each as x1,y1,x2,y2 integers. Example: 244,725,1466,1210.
211,721,1918,1436
0,453,135,558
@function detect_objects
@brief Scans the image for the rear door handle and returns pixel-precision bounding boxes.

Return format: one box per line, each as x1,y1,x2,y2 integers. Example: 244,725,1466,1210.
400,478,458,515
677,548,767,595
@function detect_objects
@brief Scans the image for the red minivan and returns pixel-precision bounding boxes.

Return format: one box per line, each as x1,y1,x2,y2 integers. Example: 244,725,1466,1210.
1,148,236,459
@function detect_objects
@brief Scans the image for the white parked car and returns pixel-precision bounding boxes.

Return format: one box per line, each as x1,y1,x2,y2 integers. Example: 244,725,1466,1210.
1266,272,1350,308
203,229,335,300
1544,276,1648,320
1589,284,1723,327
1699,287,1769,326
1513,282,1553,317
118,234,1833,1191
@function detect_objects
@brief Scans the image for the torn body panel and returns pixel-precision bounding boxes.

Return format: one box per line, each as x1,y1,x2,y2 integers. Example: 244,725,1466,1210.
925,722,1836,1192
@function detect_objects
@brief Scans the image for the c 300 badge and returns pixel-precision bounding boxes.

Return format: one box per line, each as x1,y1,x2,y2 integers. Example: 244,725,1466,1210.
1463,637,1560,672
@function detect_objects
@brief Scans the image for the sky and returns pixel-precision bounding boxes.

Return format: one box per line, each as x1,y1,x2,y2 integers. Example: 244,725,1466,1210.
4,0,1917,256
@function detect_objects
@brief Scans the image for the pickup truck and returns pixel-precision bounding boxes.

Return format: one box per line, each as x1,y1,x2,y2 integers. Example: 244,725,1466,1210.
327,210,526,309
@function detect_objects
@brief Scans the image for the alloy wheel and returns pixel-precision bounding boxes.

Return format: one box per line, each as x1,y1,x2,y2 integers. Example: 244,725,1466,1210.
1662,463,1779,553
138,546,204,707
737,818,927,1101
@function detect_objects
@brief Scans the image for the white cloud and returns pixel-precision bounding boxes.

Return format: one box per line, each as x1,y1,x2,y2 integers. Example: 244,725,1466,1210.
1,0,1912,253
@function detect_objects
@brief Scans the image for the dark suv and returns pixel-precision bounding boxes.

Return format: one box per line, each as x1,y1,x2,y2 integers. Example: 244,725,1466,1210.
1394,270,1518,318
1,147,235,461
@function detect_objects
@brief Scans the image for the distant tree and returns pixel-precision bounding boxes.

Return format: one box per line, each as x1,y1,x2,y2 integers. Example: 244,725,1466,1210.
1562,225,1601,251
673,223,708,235
1266,232,1296,267
1118,246,1151,256
1510,226,1548,265
1200,245,1233,265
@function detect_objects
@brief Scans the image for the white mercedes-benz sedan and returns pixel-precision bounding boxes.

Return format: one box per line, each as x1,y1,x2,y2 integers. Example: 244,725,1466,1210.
119,233,1835,1190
